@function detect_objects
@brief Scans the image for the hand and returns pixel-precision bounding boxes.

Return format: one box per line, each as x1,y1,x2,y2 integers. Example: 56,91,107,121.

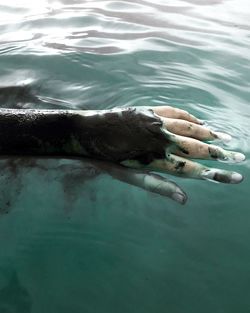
116,105,245,204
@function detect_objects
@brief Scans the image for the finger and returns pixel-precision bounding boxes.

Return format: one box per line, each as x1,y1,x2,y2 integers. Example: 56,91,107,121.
100,161,187,204
122,154,244,184
152,106,202,125
130,172,187,204
162,130,245,162
161,117,232,142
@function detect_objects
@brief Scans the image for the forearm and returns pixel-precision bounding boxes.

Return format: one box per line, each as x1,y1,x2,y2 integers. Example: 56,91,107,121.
0,108,165,162
0,108,81,156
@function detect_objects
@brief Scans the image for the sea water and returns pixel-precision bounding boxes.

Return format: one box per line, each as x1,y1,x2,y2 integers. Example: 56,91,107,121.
0,0,249,312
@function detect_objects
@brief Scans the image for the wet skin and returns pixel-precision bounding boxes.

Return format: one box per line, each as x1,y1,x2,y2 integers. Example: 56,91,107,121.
0,106,245,204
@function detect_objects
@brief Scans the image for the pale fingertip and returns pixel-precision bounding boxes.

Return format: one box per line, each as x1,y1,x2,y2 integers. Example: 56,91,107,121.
215,132,232,143
217,151,246,163
231,172,244,184
233,152,246,163
172,192,187,205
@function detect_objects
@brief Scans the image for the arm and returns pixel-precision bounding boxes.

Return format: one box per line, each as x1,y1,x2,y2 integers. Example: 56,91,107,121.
0,107,166,162
0,106,245,204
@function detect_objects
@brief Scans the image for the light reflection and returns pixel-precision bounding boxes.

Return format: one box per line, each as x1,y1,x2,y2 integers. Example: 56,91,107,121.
0,0,48,10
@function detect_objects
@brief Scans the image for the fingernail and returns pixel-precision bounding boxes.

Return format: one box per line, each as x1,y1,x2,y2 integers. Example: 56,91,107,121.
233,152,246,162
231,172,244,184
172,192,187,204
198,119,205,125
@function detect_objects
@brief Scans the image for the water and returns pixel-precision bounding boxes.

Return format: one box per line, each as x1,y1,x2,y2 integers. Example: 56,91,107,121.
0,0,250,312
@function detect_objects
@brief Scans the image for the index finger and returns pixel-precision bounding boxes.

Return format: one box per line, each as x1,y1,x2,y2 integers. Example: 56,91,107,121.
152,106,203,125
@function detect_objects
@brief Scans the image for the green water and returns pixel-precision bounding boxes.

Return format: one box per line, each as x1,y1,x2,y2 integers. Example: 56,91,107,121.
0,0,250,312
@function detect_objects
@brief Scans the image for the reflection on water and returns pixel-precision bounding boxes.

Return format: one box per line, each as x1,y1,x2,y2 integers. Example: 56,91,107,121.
0,0,250,312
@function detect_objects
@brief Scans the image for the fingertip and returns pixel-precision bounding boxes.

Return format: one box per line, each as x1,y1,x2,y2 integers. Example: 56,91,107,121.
231,172,244,184
201,168,244,184
198,119,205,125
215,132,232,143
233,152,246,163
172,191,188,205
217,150,246,163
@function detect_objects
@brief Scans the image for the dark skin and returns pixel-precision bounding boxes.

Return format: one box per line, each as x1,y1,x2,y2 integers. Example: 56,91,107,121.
0,105,245,204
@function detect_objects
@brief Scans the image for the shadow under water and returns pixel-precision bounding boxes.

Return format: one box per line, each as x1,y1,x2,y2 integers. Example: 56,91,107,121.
0,156,181,215
0,271,32,313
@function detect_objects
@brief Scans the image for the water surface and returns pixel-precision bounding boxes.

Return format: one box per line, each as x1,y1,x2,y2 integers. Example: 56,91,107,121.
0,0,250,312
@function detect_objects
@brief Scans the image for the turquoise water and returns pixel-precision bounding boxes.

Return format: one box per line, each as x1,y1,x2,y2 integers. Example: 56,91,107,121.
0,0,250,312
